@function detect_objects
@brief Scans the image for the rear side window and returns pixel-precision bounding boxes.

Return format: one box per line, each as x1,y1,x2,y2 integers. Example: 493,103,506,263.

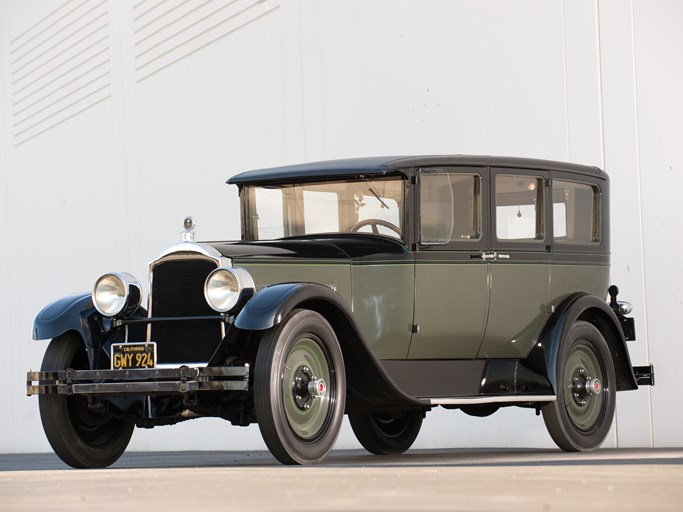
552,180,600,244
495,175,544,241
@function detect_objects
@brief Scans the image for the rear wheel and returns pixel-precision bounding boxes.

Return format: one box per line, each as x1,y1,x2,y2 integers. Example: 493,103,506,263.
349,410,423,455
39,332,134,468
542,321,616,451
254,310,346,464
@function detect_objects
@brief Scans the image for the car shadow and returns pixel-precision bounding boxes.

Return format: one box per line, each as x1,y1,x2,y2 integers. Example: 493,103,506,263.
1,447,681,471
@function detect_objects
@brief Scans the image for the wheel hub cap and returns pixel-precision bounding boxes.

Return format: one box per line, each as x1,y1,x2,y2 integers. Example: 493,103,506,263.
292,365,326,410
308,378,327,399
571,368,601,406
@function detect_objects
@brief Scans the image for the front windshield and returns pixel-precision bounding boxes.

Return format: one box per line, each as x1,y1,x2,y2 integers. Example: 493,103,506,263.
243,177,405,241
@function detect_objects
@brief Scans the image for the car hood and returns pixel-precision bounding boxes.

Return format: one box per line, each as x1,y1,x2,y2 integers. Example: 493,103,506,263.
205,236,409,263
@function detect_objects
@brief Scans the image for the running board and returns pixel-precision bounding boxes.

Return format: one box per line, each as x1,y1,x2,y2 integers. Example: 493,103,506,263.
429,395,556,406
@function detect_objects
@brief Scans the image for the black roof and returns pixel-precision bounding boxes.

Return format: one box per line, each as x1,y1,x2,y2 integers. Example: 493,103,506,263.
227,155,603,185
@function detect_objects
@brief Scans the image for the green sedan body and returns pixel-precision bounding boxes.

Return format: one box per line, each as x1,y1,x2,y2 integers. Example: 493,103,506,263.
27,155,654,467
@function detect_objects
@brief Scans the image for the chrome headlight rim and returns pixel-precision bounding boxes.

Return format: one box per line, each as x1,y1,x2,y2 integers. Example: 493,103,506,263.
92,272,142,318
204,267,255,314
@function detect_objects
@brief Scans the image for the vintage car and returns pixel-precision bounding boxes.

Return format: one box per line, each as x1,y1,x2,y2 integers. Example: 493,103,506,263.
27,155,654,467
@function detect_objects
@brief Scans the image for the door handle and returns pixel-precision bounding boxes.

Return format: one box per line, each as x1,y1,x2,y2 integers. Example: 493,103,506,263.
471,251,511,261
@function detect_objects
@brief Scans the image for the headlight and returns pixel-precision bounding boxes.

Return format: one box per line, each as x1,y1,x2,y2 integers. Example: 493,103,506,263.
92,272,142,317
204,267,255,313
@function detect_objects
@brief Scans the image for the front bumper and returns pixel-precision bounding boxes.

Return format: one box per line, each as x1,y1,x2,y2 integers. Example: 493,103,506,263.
26,366,249,396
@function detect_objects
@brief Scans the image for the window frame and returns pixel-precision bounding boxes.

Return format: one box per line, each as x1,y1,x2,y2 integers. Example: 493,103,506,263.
415,166,488,251
240,175,408,242
490,168,549,252
548,171,607,253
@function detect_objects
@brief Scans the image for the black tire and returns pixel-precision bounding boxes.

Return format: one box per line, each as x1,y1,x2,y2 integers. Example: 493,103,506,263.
349,410,423,455
542,321,616,451
254,310,346,464
38,332,134,468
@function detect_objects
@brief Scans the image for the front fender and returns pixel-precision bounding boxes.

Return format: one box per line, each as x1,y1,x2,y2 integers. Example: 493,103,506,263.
33,293,105,371
234,283,344,330
33,293,148,371
33,293,98,341
232,282,427,411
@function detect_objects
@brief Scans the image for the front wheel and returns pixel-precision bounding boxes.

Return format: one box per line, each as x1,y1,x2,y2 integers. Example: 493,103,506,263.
254,310,346,464
38,332,134,468
349,410,423,455
542,321,616,451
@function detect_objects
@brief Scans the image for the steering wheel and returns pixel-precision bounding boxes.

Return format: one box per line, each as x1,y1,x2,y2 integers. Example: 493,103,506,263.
350,219,402,237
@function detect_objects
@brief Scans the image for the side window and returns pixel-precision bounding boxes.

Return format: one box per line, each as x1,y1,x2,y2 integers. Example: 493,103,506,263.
420,171,481,245
254,187,284,239
552,180,600,243
450,174,482,241
495,175,544,241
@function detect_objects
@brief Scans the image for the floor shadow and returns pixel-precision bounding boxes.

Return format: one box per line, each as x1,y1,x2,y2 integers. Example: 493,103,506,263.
1,447,681,472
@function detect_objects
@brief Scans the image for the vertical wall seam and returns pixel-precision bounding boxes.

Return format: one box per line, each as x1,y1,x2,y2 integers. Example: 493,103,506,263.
594,0,606,171
560,0,571,162
595,0,620,447
628,0,654,449
0,0,17,452
297,0,307,160
109,0,130,267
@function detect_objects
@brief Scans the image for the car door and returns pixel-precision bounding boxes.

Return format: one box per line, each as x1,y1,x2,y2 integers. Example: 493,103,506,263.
476,168,551,359
408,167,490,359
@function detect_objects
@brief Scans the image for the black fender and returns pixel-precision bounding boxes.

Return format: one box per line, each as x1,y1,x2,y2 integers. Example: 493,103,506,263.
526,293,638,394
233,283,427,412
33,293,107,370
32,293,147,371
234,283,327,330
33,293,161,421
33,293,98,340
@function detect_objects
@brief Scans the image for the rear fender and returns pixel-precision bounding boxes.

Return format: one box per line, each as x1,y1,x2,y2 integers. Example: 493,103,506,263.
526,293,637,394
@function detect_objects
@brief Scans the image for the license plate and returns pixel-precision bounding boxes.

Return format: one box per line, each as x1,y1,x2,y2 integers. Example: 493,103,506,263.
111,342,156,370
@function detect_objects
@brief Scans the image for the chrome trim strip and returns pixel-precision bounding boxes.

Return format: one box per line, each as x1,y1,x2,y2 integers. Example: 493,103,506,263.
429,395,556,405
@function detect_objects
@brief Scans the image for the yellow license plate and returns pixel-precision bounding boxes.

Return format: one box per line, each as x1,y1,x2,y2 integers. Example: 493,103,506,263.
111,342,156,370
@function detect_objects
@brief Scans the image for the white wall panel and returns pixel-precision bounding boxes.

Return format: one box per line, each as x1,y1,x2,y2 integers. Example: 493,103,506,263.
631,0,683,447
562,0,603,166
1,0,677,454
597,0,654,448
316,0,570,160
9,0,111,146
0,0,14,454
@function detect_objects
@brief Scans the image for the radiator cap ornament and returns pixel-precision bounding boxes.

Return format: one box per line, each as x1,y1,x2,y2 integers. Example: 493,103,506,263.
181,216,196,242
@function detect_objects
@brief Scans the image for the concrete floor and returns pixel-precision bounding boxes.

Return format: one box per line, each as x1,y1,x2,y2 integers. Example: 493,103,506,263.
1,448,682,511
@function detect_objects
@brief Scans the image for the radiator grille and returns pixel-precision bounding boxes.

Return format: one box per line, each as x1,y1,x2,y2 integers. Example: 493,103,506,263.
149,258,222,364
